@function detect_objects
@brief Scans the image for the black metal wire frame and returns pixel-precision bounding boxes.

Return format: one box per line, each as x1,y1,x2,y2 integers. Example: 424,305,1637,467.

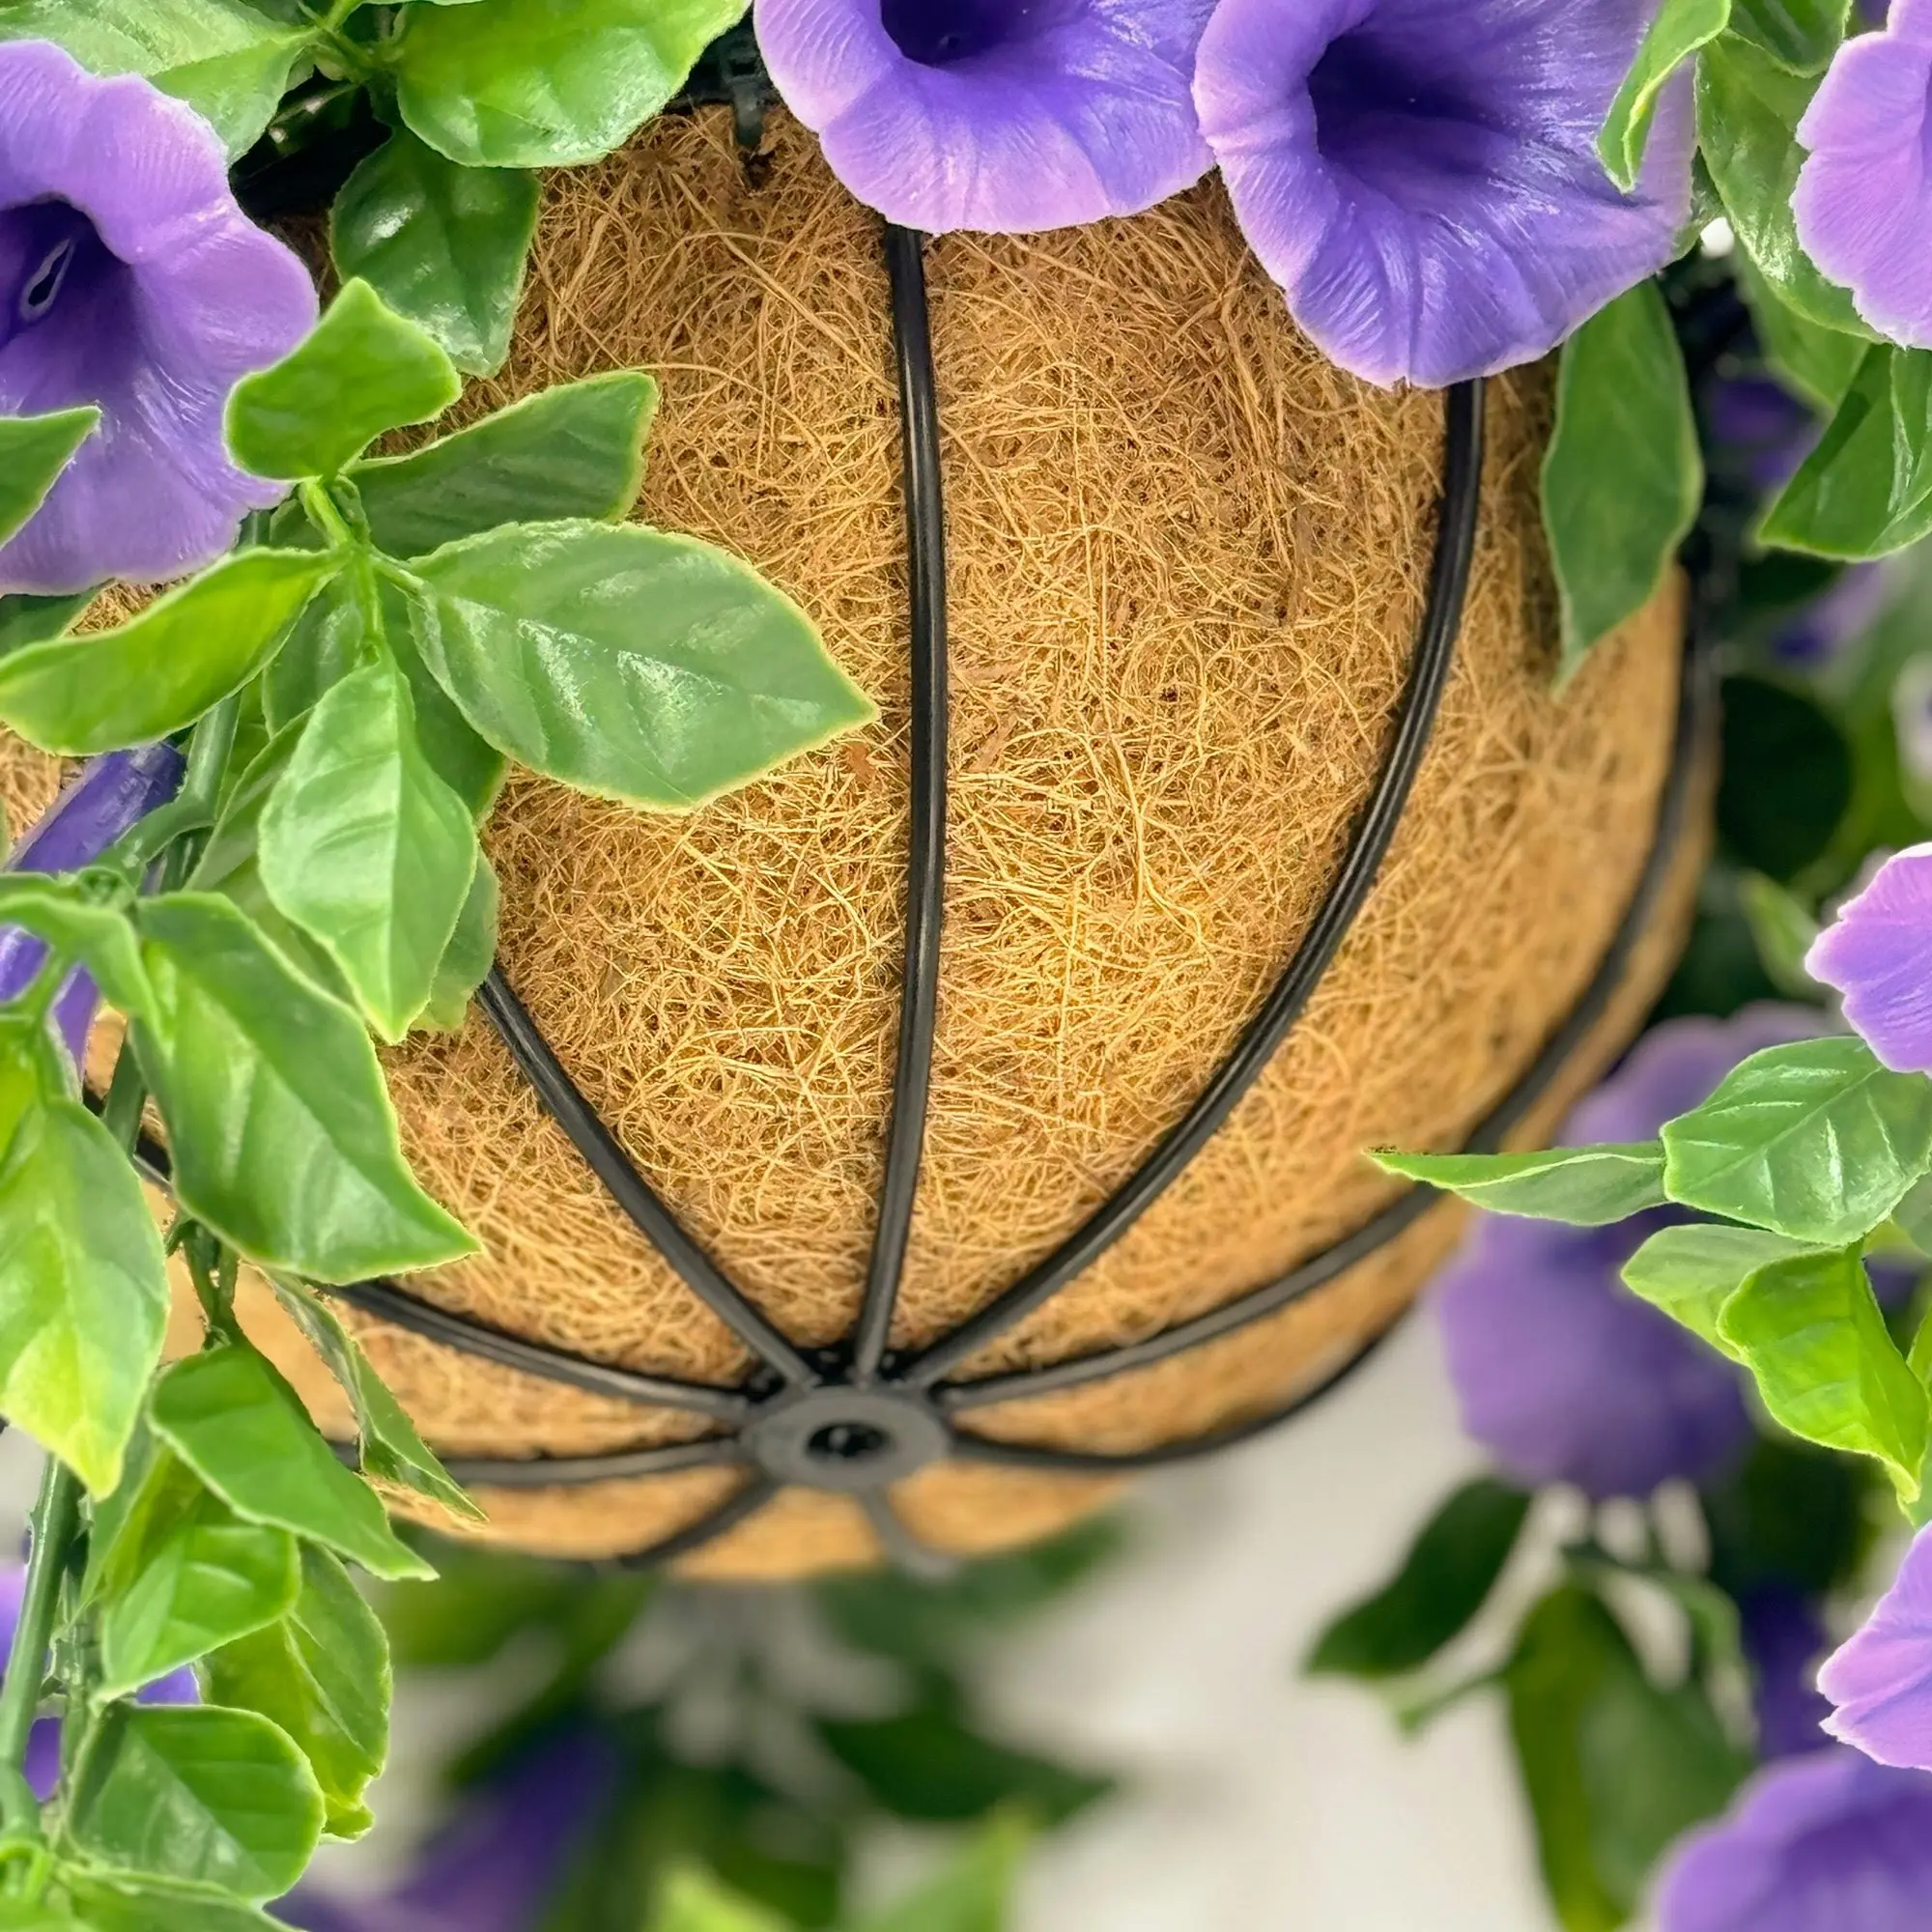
279,225,1708,1571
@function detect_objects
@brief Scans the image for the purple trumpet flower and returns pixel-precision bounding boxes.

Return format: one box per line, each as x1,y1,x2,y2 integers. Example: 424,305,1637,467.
0,40,316,594
1818,1524,1932,1771
0,745,185,1067
1742,1589,1834,1761
1805,846,1932,1072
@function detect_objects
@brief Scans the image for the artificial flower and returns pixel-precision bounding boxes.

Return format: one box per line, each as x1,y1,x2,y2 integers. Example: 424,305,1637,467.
1805,847,1932,1071
754,0,1213,232
1818,1524,1932,1770
1742,1589,1834,1760
1191,0,1695,387
1652,1747,1932,1931
0,40,316,595
1793,0,1932,351
1705,374,1818,496
1434,1008,1818,1498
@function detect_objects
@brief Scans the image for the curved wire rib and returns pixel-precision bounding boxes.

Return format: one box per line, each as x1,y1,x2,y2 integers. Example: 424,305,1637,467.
851,223,951,1383
476,968,816,1386
614,1474,781,1569
861,1491,959,1578
893,379,1489,1394
439,1435,748,1489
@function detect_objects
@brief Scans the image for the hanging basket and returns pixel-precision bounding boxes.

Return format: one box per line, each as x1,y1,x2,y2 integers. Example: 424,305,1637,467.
9,104,1707,1581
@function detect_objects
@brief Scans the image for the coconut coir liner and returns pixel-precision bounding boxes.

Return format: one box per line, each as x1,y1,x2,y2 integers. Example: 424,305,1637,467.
7,106,1698,1579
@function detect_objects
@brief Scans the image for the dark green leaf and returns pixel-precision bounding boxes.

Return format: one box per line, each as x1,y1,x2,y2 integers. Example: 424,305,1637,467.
1619,1222,1825,1356
0,409,98,546
227,280,461,482
1730,0,1850,72
389,584,507,819
331,128,539,377
1660,1036,1932,1243
60,1870,286,1932
849,1818,1030,1932
1737,871,1821,997
1598,0,1730,191
1704,1435,1874,1599
1306,1479,1531,1680
0,592,92,656
1542,282,1702,675
0,875,150,1019
201,1544,390,1838
394,0,750,168
1733,250,1864,409
1719,1244,1929,1495
0,550,336,754
417,854,497,1032
350,371,659,556
149,1345,434,1580
1371,1144,1667,1225
132,894,475,1281
0,1097,168,1492
402,520,874,808
1717,677,1852,879
65,1702,324,1902
259,657,479,1040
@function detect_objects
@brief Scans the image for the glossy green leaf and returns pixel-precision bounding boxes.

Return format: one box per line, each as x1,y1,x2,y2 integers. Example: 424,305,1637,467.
0,1098,168,1493
1893,1173,1932,1254
259,658,479,1040
655,1871,785,1932
0,409,98,546
149,1345,434,1580
1734,250,1864,409
94,1453,298,1699
201,1545,390,1837
228,280,462,482
395,0,750,168
261,568,373,735
60,1870,286,1932
0,592,93,657
132,894,475,1281
1660,1036,1932,1243
0,874,151,1019
1730,0,1851,71
417,854,497,1032
849,1818,1030,1932
390,586,507,818
66,1702,324,1902
1599,0,1730,190
350,371,658,556
0,550,336,754
403,520,875,809
1306,1478,1531,1680
1737,871,1821,997
1371,1144,1667,1225
1760,347,1932,559
1719,1245,1929,1496
1542,282,1702,676
267,1275,481,1520
331,128,539,377
1697,35,1877,339
0,0,309,156
1619,1222,1826,1358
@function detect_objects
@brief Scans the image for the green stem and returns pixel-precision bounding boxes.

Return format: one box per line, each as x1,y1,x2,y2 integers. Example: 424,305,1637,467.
0,1457,80,1830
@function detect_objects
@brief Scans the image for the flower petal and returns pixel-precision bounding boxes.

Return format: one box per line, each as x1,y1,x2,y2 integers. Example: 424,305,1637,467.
1804,844,1932,1071
1819,1525,1932,1770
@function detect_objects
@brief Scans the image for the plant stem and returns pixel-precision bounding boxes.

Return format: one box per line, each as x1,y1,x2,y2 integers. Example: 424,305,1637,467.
0,1457,80,1825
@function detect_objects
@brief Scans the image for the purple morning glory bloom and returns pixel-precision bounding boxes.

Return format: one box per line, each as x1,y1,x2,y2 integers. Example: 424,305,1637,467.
0,744,183,1068
1742,1589,1834,1761
1706,375,1818,496
754,0,1213,233
1434,1007,1819,1498
1652,1747,1932,1932
1191,0,1696,387
1793,0,1932,351
1773,562,1891,670
1818,1525,1932,1770
0,40,316,595
1805,846,1932,1072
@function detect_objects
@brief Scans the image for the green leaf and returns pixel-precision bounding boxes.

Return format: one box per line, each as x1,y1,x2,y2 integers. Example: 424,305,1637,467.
331,128,539,377
267,1275,482,1521
1619,1222,1826,1358
848,1818,1030,1932
93,1453,298,1700
0,1098,168,1493
394,0,750,168
0,875,151,1020
261,568,373,735
65,1702,324,1903
1542,282,1702,675
1894,1173,1932,1254
417,854,497,1032
1717,677,1853,878
1370,1144,1668,1225
1697,34,1877,339
1719,1245,1930,1497
1660,1036,1932,1243
350,372,659,556
259,658,479,1041
0,0,309,156
654,1870,786,1932
1599,0,1730,191
227,280,462,482
1737,871,1821,997
201,1545,390,1838
149,1345,434,1581
60,1870,287,1932
0,592,93,656
1730,0,1851,72
1734,250,1864,410
0,409,99,546
402,520,875,808
1306,1479,1531,1680
1704,1435,1875,1599
1760,347,1932,559
132,894,475,1282
0,550,337,755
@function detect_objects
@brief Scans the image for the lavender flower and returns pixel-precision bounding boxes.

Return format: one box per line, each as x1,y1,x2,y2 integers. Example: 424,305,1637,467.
0,40,316,595
1434,1008,1819,1498
1793,0,1932,351
754,0,1213,233
1818,1525,1932,1770
1804,847,1932,1071
1190,0,1695,387
1773,562,1891,670
1652,1747,1932,1931
1742,1589,1834,1761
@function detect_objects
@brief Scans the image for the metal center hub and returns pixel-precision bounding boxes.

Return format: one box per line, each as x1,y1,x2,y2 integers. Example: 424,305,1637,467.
741,1384,950,1492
